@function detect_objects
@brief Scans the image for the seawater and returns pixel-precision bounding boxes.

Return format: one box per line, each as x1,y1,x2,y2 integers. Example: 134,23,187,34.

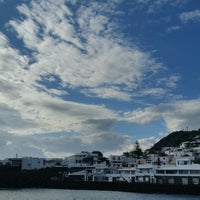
0,189,199,200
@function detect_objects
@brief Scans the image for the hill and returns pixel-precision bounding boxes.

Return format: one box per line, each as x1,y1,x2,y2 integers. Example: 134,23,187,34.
149,129,200,153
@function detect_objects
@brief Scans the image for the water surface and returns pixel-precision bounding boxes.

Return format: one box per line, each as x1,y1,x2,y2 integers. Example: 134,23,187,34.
0,189,199,200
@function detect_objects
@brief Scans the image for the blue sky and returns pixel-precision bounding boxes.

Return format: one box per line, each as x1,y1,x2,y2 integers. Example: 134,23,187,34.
0,0,200,158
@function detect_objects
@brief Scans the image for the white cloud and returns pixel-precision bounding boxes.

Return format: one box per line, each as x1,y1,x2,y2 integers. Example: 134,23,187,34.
1,0,138,157
133,0,188,13
0,30,122,137
0,57,159,157
140,88,166,97
0,131,45,159
157,75,181,89
138,132,168,150
0,130,132,159
7,0,165,100
0,0,189,158
81,86,132,101
180,10,200,23
138,136,158,150
0,33,28,73
125,99,200,132
166,26,181,33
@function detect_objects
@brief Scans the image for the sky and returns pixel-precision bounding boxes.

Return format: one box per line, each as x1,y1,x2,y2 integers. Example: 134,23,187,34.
0,0,200,159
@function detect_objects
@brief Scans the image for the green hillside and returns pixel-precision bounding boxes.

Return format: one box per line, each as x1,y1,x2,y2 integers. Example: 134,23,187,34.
149,129,200,153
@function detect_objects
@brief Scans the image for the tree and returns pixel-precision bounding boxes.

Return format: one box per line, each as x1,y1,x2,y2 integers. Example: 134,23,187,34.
92,151,103,158
83,156,94,165
131,141,143,158
92,151,109,164
123,152,130,157
99,157,110,165
194,157,200,164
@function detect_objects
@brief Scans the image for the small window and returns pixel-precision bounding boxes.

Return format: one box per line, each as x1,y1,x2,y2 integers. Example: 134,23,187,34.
190,170,200,174
179,170,188,174
192,178,199,185
156,170,165,174
166,170,177,174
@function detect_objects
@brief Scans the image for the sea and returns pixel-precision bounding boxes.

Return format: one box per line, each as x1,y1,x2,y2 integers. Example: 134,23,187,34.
0,189,199,200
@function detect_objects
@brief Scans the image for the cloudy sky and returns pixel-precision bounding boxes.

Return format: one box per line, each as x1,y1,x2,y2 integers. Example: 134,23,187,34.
0,0,200,159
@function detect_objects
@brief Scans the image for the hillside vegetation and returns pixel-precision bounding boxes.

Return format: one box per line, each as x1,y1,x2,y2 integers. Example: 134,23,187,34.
149,129,200,153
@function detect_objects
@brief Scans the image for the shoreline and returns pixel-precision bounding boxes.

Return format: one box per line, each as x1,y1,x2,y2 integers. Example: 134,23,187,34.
1,181,200,195
49,181,200,195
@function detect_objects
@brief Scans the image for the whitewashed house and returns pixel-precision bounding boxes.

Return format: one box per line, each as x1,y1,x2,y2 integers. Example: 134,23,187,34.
155,163,200,185
63,152,102,168
21,157,45,170
135,164,155,183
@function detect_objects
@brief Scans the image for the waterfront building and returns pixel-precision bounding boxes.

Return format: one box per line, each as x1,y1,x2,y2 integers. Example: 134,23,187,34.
118,167,136,182
155,163,200,185
44,158,64,168
109,155,136,168
86,166,136,183
135,164,155,183
21,157,45,170
63,151,106,168
109,155,125,168
92,167,118,182
147,154,172,166
8,158,22,167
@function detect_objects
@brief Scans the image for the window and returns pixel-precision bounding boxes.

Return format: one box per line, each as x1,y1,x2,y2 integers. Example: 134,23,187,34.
190,170,200,174
156,170,165,174
182,178,188,185
166,170,177,174
179,170,188,174
192,178,199,185
168,178,174,184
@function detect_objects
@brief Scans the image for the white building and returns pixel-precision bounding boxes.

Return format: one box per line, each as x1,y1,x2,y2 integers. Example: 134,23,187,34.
63,152,102,168
109,155,125,168
155,163,200,185
21,157,45,170
148,154,172,165
89,166,136,183
44,158,63,168
135,164,155,183
176,157,192,166
109,155,136,168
